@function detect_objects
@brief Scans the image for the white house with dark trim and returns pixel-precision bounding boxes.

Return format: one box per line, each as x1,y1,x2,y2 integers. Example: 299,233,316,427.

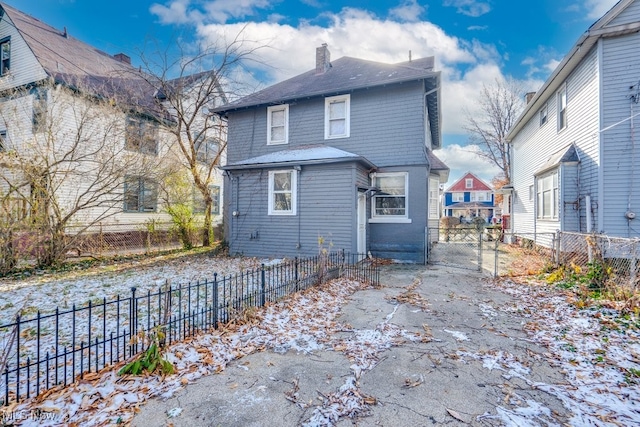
0,3,224,231
215,45,448,262
506,0,640,243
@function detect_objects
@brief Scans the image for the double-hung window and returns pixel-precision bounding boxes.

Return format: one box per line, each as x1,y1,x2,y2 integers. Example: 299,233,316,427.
453,192,464,202
429,178,439,219
536,170,558,220
194,132,220,164
325,95,350,139
539,103,548,126
0,37,10,76
557,85,567,131
371,172,410,222
32,88,47,134
267,104,288,145
268,170,297,215
193,185,220,215
126,116,158,155
124,176,157,212
0,130,6,152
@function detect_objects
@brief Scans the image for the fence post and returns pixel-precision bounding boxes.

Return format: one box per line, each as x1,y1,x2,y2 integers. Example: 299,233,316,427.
632,241,638,290
260,264,266,307
477,229,483,272
212,273,218,328
294,257,299,292
130,287,137,356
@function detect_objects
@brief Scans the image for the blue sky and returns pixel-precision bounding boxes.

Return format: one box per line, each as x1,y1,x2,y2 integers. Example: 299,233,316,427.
7,0,619,183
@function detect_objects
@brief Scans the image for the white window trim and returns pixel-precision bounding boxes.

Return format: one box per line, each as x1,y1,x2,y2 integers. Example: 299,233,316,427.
465,178,473,188
324,94,350,139
536,170,559,220
428,177,439,219
268,169,297,216
557,85,567,132
453,192,464,202
267,104,289,145
369,172,411,223
539,103,548,126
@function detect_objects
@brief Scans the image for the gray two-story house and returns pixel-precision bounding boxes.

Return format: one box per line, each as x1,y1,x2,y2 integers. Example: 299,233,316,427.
215,45,448,262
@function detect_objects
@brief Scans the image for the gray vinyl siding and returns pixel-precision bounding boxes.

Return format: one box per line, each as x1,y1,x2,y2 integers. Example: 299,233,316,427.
225,163,362,258
226,81,428,167
368,166,428,263
601,31,640,236
609,0,640,25
511,47,600,236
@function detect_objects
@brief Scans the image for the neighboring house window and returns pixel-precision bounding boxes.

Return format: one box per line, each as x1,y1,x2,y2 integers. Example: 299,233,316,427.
476,192,486,202
0,37,10,76
465,178,473,188
372,172,408,220
0,130,6,151
557,85,567,131
126,116,158,155
194,133,219,164
429,178,439,219
124,176,157,212
325,94,350,139
194,185,220,215
267,104,289,145
539,103,548,126
268,170,297,215
453,192,464,202
32,88,47,134
536,171,558,219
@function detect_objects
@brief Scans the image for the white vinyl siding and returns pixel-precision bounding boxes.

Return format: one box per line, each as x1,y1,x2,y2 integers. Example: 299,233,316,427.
324,94,350,139
511,46,598,236
268,170,297,215
267,104,288,145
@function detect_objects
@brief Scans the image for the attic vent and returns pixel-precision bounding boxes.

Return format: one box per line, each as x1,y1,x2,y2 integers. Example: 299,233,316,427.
114,53,131,65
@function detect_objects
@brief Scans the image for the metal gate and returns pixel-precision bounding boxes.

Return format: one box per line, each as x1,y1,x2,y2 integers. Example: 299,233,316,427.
426,227,484,271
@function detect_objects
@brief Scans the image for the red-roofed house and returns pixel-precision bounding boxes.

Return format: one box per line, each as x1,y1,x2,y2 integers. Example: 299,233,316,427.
443,172,494,223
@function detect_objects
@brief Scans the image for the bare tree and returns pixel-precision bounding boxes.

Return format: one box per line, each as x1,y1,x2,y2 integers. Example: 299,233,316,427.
138,31,264,247
464,78,524,183
0,82,155,267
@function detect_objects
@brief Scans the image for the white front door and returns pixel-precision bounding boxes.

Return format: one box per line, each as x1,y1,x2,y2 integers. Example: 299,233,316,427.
357,193,366,258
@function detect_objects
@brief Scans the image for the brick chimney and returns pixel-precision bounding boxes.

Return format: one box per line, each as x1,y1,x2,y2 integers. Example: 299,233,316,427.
315,44,331,75
525,92,536,103
114,53,131,65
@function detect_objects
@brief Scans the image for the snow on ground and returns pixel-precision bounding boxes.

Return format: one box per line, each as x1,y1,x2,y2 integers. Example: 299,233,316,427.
0,257,639,426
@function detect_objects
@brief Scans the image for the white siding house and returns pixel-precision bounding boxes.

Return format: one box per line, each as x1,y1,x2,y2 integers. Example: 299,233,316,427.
507,0,640,241
0,3,224,236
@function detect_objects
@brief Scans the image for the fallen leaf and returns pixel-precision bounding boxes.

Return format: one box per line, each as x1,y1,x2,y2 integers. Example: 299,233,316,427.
446,408,465,422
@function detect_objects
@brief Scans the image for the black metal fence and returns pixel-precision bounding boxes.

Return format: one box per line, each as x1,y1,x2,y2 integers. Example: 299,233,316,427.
0,251,379,406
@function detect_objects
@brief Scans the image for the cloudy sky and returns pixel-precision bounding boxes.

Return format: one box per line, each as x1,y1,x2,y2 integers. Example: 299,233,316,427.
9,0,620,183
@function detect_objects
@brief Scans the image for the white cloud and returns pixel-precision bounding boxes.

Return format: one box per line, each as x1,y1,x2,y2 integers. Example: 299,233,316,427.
443,0,491,17
436,143,502,184
150,0,275,25
389,0,426,22
583,0,619,19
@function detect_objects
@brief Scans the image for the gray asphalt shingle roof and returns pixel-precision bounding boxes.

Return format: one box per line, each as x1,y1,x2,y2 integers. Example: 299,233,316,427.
1,2,166,119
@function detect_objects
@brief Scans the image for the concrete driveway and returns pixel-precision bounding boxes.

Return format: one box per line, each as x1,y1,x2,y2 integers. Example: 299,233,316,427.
132,263,569,426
